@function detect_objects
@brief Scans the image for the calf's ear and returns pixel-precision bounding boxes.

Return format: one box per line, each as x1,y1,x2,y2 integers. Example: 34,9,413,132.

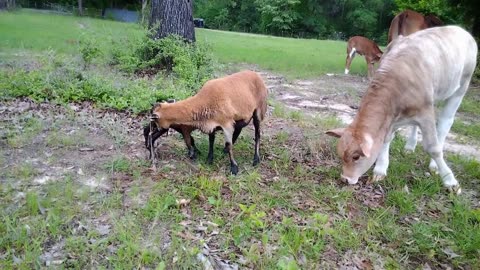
360,133,373,158
326,128,345,138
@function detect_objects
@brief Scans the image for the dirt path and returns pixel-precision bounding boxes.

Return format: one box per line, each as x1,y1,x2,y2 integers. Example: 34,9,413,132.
254,69,480,161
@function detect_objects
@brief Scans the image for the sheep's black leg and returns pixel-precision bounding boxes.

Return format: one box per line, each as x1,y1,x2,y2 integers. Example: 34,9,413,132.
252,112,261,166
183,133,197,160
223,127,238,175
224,127,243,154
207,132,215,164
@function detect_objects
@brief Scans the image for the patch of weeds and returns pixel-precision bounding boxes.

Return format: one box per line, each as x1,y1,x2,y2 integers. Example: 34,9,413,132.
331,219,361,252
45,130,87,148
277,214,329,261
365,208,403,244
6,116,44,148
230,204,266,246
25,191,41,215
451,121,480,141
275,130,289,144
143,192,179,220
386,190,416,215
9,162,37,180
312,114,343,130
288,110,303,121
106,156,132,173
272,101,287,118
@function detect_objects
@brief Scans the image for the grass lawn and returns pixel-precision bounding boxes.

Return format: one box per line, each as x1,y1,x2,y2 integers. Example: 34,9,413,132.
0,9,367,78
1,9,479,269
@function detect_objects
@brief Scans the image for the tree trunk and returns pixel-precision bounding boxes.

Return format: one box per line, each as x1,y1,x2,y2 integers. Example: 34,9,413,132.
78,0,83,16
0,0,7,9
150,0,195,42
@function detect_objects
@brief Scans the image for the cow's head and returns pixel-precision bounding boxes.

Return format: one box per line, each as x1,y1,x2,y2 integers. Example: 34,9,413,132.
326,127,382,184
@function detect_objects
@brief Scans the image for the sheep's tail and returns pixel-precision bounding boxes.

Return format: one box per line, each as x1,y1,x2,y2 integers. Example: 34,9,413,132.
255,75,268,122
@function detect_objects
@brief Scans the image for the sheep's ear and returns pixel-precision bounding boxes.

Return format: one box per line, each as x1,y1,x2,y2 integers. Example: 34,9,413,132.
326,128,345,138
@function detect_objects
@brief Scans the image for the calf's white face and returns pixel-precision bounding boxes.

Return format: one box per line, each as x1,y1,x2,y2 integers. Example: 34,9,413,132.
326,128,380,184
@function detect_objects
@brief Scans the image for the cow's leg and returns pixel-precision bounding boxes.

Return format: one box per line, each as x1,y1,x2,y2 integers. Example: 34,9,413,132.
223,125,238,175
418,110,460,193
345,48,356,74
404,126,418,152
428,90,466,173
372,132,394,182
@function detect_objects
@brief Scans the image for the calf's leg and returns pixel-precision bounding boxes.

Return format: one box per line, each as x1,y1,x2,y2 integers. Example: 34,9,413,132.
404,125,418,152
372,132,394,182
418,110,460,193
428,89,467,173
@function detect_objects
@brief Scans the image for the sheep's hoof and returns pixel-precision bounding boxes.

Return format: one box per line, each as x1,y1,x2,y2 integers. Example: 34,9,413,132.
207,155,213,165
252,156,260,166
230,165,239,175
188,151,197,160
223,147,229,154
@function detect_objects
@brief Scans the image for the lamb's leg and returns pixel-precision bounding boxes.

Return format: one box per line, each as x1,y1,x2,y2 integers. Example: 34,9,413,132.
404,125,418,152
418,110,460,193
428,90,466,174
223,126,238,175
252,113,261,166
372,132,394,182
207,132,215,165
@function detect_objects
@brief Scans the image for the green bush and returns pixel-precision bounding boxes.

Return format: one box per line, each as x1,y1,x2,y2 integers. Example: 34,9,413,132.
109,33,214,91
0,56,193,114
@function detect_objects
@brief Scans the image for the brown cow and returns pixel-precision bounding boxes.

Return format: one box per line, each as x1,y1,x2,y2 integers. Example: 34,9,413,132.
387,9,443,44
345,36,383,79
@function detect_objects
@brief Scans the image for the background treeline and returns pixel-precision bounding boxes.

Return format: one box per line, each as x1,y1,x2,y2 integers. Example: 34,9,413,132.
16,0,479,45
194,0,479,45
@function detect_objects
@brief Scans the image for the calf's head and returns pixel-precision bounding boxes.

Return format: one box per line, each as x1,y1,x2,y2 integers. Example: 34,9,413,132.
326,127,382,184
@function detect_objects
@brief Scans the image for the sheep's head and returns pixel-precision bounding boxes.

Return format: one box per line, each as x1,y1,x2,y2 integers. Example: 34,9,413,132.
143,100,175,150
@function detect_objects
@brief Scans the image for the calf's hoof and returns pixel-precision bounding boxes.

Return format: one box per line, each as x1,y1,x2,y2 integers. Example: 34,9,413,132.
369,174,386,183
447,184,462,195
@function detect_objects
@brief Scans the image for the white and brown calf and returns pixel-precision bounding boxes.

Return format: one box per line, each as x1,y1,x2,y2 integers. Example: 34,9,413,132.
345,36,383,79
328,26,477,194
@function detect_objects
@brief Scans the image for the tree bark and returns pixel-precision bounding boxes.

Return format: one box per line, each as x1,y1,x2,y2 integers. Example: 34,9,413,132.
0,0,7,9
78,0,83,16
150,0,195,42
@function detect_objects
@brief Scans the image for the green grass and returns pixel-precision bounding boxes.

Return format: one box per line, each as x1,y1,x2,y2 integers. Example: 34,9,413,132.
0,10,366,78
0,9,143,56
196,28,367,78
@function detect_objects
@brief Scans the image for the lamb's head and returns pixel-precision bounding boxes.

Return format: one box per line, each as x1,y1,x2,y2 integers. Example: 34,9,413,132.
326,127,382,184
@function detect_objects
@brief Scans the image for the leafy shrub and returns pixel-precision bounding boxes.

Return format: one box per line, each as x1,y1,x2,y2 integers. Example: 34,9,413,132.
79,37,102,68
109,32,215,92
0,55,193,114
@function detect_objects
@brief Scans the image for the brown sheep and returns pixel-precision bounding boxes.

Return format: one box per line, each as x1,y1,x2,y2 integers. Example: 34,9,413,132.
144,70,268,175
